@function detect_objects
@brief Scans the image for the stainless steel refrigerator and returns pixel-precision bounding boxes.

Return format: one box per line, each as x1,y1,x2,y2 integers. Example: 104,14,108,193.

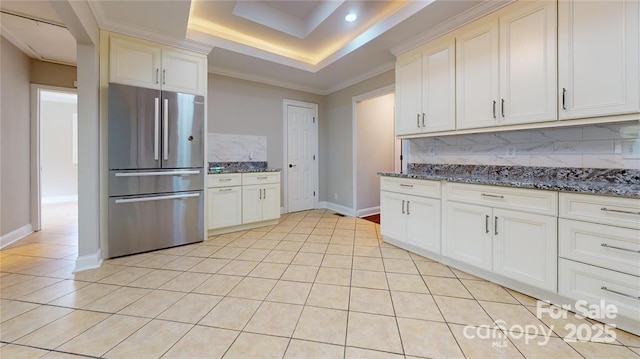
107,83,204,258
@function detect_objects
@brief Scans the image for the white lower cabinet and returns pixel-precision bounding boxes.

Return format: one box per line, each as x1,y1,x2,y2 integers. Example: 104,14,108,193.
380,177,441,255
242,183,280,224
444,183,558,291
207,187,242,229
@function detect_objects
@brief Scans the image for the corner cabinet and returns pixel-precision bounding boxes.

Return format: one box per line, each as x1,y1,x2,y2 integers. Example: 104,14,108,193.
456,1,557,130
558,0,640,120
443,183,558,292
380,177,442,256
109,34,207,95
396,39,456,136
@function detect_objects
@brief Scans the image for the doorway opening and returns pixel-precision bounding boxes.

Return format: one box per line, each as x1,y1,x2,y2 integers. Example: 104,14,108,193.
283,99,319,213
31,85,78,246
353,85,400,219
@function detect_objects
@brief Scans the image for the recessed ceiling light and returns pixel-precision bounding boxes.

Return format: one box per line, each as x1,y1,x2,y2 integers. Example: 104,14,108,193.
345,13,357,22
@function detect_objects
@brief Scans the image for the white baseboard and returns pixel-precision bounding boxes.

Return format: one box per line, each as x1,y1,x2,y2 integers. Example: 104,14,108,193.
318,201,356,217
74,248,103,272
42,195,78,204
356,206,380,218
1,224,34,249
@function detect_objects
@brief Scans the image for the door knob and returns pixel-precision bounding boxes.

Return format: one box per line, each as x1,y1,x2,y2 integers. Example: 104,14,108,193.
289,164,296,168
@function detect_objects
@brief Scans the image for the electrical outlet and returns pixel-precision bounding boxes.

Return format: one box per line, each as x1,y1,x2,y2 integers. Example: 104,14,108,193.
505,146,517,158
622,140,640,159
428,146,436,156
334,193,338,200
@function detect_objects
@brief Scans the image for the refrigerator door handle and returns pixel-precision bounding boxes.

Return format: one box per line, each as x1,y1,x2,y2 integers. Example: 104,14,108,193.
154,98,159,160
115,193,199,204
114,170,200,177
163,98,169,160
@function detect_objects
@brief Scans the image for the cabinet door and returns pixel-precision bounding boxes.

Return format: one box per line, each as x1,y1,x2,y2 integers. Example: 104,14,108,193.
261,183,281,221
422,40,456,133
444,202,492,270
242,185,263,224
396,56,422,135
109,37,161,90
380,191,406,242
558,0,640,119
208,187,242,229
161,49,207,95
493,209,557,291
406,196,441,254
456,21,500,130
499,2,557,125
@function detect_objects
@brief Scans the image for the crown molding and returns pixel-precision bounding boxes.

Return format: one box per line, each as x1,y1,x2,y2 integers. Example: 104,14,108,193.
390,0,515,56
208,66,326,95
88,1,212,54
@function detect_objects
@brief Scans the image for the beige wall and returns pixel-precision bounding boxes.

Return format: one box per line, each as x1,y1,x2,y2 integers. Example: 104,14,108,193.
356,92,395,213
1,36,32,236
323,70,395,208
208,74,325,170
31,59,77,88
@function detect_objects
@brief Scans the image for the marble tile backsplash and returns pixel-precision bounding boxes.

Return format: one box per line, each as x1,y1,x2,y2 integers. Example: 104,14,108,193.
408,121,640,169
208,133,267,162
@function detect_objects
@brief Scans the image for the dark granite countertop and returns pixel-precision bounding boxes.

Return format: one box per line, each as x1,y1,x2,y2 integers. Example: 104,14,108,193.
207,161,281,174
378,164,640,198
208,168,282,174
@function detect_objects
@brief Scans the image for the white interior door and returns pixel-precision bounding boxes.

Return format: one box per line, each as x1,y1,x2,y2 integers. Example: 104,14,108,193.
286,104,317,212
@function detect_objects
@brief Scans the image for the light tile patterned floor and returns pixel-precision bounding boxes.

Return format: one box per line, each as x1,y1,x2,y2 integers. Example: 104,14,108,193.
1,207,639,358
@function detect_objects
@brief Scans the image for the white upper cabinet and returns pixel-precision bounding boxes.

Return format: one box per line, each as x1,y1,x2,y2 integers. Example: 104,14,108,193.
396,39,455,136
499,1,557,125
456,21,500,130
421,40,456,133
109,36,162,90
558,0,640,120
110,34,207,95
396,55,422,135
457,1,556,130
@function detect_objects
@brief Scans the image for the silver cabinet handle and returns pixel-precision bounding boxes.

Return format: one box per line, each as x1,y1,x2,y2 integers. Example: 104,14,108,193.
416,113,420,128
263,188,266,199
406,201,410,215
219,188,233,192
481,193,504,199
402,200,405,214
115,170,199,177
601,243,640,254
163,98,169,160
501,99,505,118
163,69,166,85
115,192,199,204
156,68,159,84
485,215,490,234
562,88,567,110
601,286,640,301
421,113,425,127
492,100,497,119
257,176,268,180
154,97,159,160
218,178,233,182
259,188,262,200
400,184,414,188
601,207,640,216
494,216,499,235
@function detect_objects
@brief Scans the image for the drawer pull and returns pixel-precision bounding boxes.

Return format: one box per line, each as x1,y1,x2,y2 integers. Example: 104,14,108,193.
601,286,640,301
601,207,640,216
600,243,640,254
481,193,504,199
257,176,268,180
219,178,232,182
219,188,233,192
400,184,414,188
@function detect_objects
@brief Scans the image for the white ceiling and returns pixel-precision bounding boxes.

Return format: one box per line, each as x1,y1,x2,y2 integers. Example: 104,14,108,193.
0,0,512,95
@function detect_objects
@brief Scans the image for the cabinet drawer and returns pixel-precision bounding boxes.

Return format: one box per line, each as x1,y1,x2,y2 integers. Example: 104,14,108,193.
380,176,441,198
447,183,558,216
207,173,241,188
559,193,640,230
559,219,640,276
242,172,280,185
558,259,640,323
